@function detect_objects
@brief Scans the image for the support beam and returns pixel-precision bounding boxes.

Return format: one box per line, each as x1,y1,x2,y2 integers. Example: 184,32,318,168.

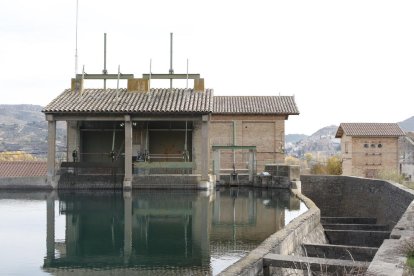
200,115,210,184
248,149,255,182
46,194,55,264
75,73,134,80
47,117,57,188
142,73,200,80
123,191,132,264
123,115,132,190
213,149,221,182
263,253,369,276
67,121,80,162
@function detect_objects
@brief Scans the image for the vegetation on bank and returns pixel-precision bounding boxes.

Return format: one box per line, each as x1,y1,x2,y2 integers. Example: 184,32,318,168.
0,151,38,161
285,153,342,175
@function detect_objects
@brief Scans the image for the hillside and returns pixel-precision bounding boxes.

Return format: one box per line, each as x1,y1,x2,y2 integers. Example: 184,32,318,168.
285,125,340,158
285,134,308,144
0,105,66,158
399,116,414,132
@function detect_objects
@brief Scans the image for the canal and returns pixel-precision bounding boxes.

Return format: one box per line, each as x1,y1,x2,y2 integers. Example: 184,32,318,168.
0,187,307,275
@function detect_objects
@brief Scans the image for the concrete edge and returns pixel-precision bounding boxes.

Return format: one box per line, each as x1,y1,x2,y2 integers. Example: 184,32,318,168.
367,197,414,275
0,176,52,190
218,190,321,276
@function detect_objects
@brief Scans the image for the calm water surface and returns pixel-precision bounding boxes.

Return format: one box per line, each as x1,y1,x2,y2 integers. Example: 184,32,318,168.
0,188,307,275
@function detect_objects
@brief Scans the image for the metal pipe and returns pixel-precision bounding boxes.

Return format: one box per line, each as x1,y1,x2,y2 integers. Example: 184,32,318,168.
116,65,120,101
149,58,152,90
186,59,189,90
80,65,85,95
75,0,79,76
184,121,188,151
103,33,108,90
169,33,173,91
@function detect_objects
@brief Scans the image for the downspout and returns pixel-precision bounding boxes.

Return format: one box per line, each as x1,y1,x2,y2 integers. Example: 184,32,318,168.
233,121,236,167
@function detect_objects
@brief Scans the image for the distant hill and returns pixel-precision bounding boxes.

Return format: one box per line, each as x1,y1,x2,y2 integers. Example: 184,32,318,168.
285,125,340,158
399,116,414,132
285,134,308,144
0,105,66,158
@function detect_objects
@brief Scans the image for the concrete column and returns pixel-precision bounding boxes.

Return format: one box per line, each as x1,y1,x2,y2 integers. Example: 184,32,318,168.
47,115,57,188
192,194,211,265
124,115,132,190
46,194,55,263
123,191,132,263
201,115,210,182
66,121,79,162
248,149,255,182
213,149,221,182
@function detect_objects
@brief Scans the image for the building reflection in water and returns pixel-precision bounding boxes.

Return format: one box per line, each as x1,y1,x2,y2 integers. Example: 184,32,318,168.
43,188,301,275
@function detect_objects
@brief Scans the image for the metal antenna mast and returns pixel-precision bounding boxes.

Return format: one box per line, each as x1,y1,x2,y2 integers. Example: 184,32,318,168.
169,33,174,91
74,0,79,75
103,33,108,90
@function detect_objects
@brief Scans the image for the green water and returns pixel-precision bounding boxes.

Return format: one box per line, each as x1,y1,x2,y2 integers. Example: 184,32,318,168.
0,188,307,275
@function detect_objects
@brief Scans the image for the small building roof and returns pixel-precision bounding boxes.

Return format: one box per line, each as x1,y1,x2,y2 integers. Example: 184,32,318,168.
43,88,213,114
0,161,47,177
335,123,405,138
213,96,299,115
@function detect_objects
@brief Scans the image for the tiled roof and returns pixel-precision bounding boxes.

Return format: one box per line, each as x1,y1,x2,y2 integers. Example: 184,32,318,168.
335,123,405,138
0,161,47,177
43,88,213,114
213,96,299,115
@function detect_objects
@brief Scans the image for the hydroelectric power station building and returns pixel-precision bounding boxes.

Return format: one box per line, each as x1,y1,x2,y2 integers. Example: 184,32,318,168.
43,73,299,190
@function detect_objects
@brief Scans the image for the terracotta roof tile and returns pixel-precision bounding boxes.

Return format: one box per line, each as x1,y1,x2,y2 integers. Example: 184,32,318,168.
43,89,300,116
0,161,47,177
335,123,405,138
213,96,299,115
43,88,213,114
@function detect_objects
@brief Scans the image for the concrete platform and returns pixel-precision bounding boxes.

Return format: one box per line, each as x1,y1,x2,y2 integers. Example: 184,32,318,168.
263,253,369,275
325,229,390,247
302,243,378,262
322,223,389,231
321,217,377,224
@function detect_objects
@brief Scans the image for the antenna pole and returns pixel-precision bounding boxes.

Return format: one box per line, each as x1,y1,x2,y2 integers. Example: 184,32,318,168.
169,33,173,91
149,58,152,90
80,65,85,96
74,0,79,76
186,58,189,90
116,65,120,101
103,33,108,90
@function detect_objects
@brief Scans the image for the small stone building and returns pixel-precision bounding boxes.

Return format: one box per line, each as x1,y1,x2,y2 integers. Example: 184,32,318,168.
335,123,405,178
43,78,299,189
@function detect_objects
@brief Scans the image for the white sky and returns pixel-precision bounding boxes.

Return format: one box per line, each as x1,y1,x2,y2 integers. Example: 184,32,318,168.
1,0,414,135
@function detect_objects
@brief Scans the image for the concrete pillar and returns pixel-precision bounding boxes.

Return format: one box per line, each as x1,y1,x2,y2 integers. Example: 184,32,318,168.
123,191,132,263
192,194,211,265
201,115,209,182
248,149,255,182
67,121,80,162
46,194,55,263
213,149,221,182
47,115,57,188
124,115,132,190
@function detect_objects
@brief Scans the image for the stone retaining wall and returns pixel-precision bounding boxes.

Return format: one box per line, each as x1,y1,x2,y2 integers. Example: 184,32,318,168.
219,190,326,276
301,175,414,227
301,175,414,275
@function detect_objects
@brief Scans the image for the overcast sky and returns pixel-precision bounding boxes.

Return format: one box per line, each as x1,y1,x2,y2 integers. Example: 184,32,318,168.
1,0,413,135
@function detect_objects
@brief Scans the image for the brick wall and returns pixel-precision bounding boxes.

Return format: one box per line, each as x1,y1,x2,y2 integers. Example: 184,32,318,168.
349,137,399,177
210,115,286,173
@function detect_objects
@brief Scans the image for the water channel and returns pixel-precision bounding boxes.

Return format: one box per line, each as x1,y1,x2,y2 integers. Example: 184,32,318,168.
0,187,307,275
